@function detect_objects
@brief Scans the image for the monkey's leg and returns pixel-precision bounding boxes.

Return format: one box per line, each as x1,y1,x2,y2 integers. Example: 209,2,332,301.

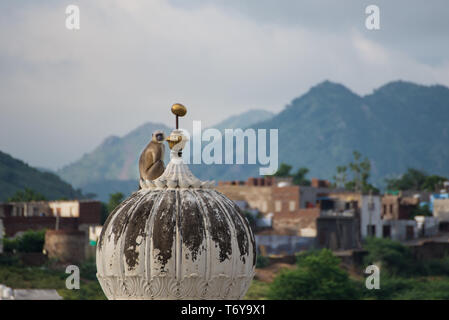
145,160,165,180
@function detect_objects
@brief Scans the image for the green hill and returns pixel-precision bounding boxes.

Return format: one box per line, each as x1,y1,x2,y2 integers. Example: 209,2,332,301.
0,151,83,201
211,109,274,131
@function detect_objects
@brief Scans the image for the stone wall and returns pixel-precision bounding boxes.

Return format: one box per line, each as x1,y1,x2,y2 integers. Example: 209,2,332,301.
434,199,449,222
272,208,320,236
2,216,79,237
44,230,86,264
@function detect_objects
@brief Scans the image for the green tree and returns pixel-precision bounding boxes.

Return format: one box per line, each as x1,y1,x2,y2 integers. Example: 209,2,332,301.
363,237,414,276
410,204,432,218
268,249,358,300
385,168,447,191
348,150,371,192
334,151,378,193
423,175,448,191
7,188,47,202
273,163,292,177
333,165,347,188
101,192,125,224
3,230,46,253
272,163,311,186
292,167,311,186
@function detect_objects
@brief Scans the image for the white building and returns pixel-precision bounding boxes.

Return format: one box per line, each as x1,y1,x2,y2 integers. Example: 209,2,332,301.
382,220,417,241
360,195,382,238
415,216,438,237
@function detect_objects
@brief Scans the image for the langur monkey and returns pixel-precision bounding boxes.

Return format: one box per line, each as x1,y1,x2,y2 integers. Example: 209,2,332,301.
139,130,166,184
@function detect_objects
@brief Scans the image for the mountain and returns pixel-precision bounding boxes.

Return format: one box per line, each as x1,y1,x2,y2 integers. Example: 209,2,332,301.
211,109,274,131
57,110,276,201
57,80,449,199
0,150,83,201
240,80,449,185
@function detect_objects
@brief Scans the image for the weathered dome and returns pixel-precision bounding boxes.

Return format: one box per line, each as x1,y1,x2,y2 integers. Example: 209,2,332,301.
96,130,256,300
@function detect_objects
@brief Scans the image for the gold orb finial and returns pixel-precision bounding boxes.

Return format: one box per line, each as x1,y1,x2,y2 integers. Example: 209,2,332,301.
171,103,187,129
171,103,187,117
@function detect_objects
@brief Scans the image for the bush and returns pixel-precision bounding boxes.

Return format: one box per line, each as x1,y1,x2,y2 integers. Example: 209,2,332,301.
363,237,414,275
79,258,98,281
256,255,269,269
2,230,46,254
268,249,358,300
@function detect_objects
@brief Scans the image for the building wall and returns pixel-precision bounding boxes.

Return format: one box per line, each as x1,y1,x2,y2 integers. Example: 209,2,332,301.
216,185,276,214
78,201,102,224
382,220,417,241
44,230,86,264
255,235,315,255
415,216,438,237
271,208,320,236
360,195,382,238
382,195,418,220
316,216,360,250
2,216,79,237
433,199,449,222
48,201,79,218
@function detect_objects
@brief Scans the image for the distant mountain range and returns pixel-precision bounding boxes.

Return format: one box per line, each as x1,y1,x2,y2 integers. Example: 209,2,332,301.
0,151,83,201
57,110,274,201
56,80,449,201
212,109,274,131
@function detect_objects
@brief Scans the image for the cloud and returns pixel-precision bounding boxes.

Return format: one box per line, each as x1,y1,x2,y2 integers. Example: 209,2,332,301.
0,0,448,169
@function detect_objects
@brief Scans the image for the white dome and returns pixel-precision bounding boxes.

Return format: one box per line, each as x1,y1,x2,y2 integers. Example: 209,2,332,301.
96,131,256,300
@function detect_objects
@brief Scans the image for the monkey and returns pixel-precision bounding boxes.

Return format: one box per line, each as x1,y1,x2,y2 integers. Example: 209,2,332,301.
139,130,166,186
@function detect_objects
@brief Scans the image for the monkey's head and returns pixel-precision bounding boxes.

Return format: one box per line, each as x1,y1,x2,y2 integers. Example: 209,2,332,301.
152,130,166,143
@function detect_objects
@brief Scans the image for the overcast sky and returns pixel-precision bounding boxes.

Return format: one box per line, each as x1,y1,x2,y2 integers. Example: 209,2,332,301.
1,0,448,170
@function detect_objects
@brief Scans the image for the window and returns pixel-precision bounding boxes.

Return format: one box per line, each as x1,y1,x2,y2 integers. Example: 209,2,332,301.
367,225,376,237
289,201,296,212
383,225,391,238
275,201,282,212
389,204,393,214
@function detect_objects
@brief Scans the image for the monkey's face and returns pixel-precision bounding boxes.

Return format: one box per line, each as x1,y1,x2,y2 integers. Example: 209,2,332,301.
153,131,165,143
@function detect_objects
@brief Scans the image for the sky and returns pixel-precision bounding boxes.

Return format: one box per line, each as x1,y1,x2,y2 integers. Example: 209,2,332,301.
1,0,448,170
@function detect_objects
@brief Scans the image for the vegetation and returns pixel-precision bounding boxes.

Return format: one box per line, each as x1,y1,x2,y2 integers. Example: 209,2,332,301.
333,150,379,193
386,168,448,192
0,150,84,202
3,230,46,253
101,192,124,224
272,163,311,186
7,188,47,202
0,264,106,300
256,255,270,269
268,249,358,300
244,280,270,300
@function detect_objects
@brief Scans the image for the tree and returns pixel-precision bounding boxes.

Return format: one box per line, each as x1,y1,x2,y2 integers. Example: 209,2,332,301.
292,167,311,186
273,163,292,177
363,237,414,276
272,163,311,186
333,165,347,188
101,192,125,224
268,249,358,300
7,188,47,202
333,151,378,193
386,168,448,191
348,150,372,192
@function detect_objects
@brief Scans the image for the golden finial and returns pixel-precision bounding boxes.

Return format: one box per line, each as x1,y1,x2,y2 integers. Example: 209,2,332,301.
171,103,187,129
